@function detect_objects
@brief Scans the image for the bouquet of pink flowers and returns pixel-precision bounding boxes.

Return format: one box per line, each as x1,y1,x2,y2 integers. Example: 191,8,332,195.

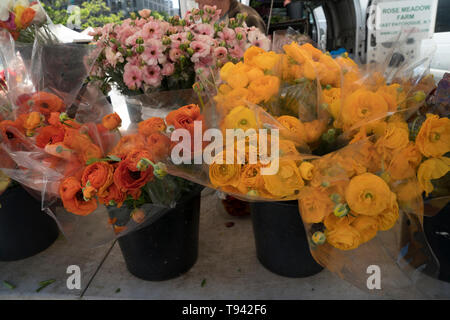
88,6,270,95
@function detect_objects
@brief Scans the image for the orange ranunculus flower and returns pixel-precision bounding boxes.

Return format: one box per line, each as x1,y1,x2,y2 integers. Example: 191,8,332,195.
146,132,171,161
113,157,154,192
237,163,266,195
110,134,146,159
98,182,127,208
277,115,307,145
387,142,422,181
29,92,65,116
263,159,304,198
243,46,266,66
417,157,450,196
415,114,450,158
351,216,378,244
326,224,361,251
138,117,166,137
20,7,36,29
248,75,280,104
21,112,42,135
322,87,341,119
345,173,392,216
341,89,388,130
59,176,98,216
102,112,122,131
298,187,334,223
35,126,64,147
376,83,406,111
81,162,114,198
165,104,203,134
304,119,328,144
209,151,241,189
377,193,399,231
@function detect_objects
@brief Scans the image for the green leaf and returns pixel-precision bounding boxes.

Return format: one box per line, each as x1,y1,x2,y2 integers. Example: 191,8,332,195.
107,155,121,162
201,279,206,287
3,280,16,290
36,279,56,292
115,288,121,293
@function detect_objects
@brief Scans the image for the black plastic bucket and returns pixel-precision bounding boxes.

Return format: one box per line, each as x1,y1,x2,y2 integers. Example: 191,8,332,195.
424,201,450,283
116,191,202,281
0,185,59,261
250,200,323,278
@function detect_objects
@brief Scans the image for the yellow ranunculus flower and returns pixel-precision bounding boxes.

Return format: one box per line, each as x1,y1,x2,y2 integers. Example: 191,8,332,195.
244,46,266,65
351,216,378,244
277,115,307,145
228,72,249,89
376,84,406,111
299,161,314,180
394,180,422,213
248,75,280,104
415,114,450,158
279,139,302,159
341,89,389,130
345,173,392,216
237,163,266,195
376,121,410,156
298,187,334,223
218,84,233,95
417,157,450,196
220,62,235,83
282,42,311,64
263,159,304,198
387,142,422,181
209,151,241,189
322,87,341,119
326,224,361,250
377,193,400,230
222,105,258,131
250,51,281,71
246,67,264,82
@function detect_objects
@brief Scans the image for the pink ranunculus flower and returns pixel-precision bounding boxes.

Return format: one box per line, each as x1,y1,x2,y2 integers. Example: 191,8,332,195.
138,9,152,18
247,30,271,51
116,25,135,44
192,23,214,37
161,63,175,76
169,48,182,62
143,65,162,87
190,41,211,63
123,64,143,90
142,21,162,40
105,47,124,68
213,46,228,63
228,45,244,60
218,27,236,45
142,39,164,66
